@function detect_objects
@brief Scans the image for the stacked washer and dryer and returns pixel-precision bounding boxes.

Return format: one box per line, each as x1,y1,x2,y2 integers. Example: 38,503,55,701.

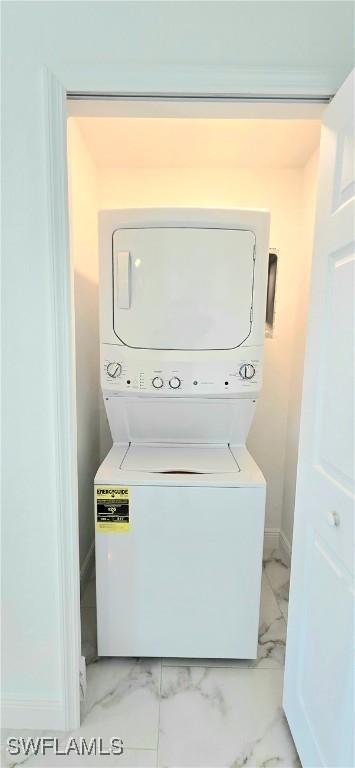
95,208,270,659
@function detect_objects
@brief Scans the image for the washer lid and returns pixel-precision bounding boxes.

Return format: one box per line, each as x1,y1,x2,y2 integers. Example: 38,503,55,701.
120,443,240,474
113,226,255,350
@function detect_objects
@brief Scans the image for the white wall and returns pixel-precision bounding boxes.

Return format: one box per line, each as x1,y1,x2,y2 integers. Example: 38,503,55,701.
2,0,353,731
67,119,100,575
282,149,319,549
97,165,305,539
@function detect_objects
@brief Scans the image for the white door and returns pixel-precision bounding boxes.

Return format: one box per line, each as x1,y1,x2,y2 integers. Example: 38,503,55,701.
112,226,255,349
284,70,355,767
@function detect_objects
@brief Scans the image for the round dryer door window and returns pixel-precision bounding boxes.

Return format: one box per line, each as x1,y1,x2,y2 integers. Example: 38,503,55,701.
112,226,255,350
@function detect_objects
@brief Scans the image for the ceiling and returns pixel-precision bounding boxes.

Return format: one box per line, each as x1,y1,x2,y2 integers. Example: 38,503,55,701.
76,117,321,170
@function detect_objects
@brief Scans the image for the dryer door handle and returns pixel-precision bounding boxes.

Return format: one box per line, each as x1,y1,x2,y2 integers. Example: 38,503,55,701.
116,250,131,309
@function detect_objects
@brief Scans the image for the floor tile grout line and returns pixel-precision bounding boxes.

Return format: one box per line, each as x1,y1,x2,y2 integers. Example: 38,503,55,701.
157,664,284,673
163,660,276,670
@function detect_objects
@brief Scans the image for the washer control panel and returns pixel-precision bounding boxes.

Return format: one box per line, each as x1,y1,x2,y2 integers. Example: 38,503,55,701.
102,346,262,395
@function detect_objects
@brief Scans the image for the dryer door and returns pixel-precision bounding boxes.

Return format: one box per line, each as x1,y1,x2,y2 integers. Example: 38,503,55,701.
112,227,255,350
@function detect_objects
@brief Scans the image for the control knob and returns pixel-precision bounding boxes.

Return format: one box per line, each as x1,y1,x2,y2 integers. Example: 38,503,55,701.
106,362,122,378
152,376,164,389
239,363,256,380
169,376,181,389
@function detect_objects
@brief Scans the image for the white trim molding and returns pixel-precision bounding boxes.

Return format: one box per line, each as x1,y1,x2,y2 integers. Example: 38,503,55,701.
61,63,338,100
279,530,292,566
2,698,66,732
36,63,324,734
263,529,292,565
42,69,81,732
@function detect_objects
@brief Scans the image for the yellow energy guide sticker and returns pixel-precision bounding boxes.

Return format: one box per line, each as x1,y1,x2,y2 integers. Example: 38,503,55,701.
96,487,130,532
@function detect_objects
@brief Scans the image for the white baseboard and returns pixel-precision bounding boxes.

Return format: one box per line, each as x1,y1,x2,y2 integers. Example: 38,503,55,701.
2,542,94,731
263,528,292,564
80,540,95,589
279,529,292,566
1,698,66,731
263,528,280,560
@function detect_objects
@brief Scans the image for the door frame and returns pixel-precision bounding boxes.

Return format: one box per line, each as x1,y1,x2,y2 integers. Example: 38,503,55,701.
47,68,330,730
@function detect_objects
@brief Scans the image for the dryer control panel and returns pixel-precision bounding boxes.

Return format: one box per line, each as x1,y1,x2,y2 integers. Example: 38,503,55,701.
101,345,262,396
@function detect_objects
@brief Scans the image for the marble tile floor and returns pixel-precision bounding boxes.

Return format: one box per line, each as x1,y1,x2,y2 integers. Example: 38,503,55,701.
2,550,300,768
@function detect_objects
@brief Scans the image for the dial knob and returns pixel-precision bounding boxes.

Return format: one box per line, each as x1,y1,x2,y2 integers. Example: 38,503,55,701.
107,362,122,378
152,376,164,389
239,363,255,380
169,376,181,389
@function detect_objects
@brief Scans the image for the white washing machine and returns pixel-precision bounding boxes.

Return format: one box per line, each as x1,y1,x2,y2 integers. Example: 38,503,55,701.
95,208,270,659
